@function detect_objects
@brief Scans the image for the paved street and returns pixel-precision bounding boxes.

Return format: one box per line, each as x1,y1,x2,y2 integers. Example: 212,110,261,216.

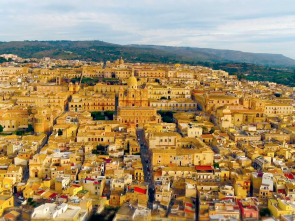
136,129,155,209
13,129,53,206
22,129,52,183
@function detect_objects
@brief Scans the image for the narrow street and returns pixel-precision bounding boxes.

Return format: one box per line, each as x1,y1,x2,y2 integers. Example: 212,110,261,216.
15,130,52,206
136,129,155,209
22,122,54,184
21,109,69,191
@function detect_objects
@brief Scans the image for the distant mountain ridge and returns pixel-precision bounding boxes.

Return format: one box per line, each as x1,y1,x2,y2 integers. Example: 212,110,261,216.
130,44,295,68
0,40,295,86
0,40,294,68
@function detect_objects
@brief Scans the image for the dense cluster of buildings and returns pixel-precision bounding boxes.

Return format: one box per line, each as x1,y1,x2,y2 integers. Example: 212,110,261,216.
0,55,295,220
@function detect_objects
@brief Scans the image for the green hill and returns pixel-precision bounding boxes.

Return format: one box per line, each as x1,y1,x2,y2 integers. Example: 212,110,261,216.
136,45,295,68
0,40,295,86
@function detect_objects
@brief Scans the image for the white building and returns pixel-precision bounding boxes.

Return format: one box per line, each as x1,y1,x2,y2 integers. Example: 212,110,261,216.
31,203,87,221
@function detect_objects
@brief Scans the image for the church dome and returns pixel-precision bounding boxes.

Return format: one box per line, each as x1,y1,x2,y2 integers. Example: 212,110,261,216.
128,76,137,89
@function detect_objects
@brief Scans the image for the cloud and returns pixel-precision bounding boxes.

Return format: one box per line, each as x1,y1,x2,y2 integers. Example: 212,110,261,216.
0,0,295,58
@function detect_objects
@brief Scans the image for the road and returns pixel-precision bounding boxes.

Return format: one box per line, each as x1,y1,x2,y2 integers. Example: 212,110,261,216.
13,130,52,206
22,131,51,183
136,129,155,209
14,194,23,207
15,108,68,205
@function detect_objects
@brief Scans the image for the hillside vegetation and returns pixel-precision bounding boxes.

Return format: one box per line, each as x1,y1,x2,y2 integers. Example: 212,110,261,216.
1,40,295,86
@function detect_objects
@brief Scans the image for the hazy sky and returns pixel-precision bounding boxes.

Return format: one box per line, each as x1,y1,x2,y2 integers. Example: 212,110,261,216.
1,0,295,58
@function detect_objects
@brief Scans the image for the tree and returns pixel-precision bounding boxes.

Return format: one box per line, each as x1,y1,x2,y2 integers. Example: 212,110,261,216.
91,112,105,120
202,126,208,133
95,144,108,155
259,208,271,217
58,129,63,136
97,144,105,150
104,111,115,120
92,150,98,154
209,127,215,134
237,73,246,81
162,116,173,123
0,125,3,133
160,97,167,100
213,162,220,168
27,106,33,115
0,57,8,64
16,131,24,136
27,124,34,133
157,111,174,123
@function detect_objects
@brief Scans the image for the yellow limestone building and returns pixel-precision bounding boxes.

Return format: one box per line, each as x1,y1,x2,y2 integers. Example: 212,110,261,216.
115,74,161,127
118,74,148,107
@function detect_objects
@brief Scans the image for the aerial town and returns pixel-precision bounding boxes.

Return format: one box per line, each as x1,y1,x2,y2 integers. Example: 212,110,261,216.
0,54,295,221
